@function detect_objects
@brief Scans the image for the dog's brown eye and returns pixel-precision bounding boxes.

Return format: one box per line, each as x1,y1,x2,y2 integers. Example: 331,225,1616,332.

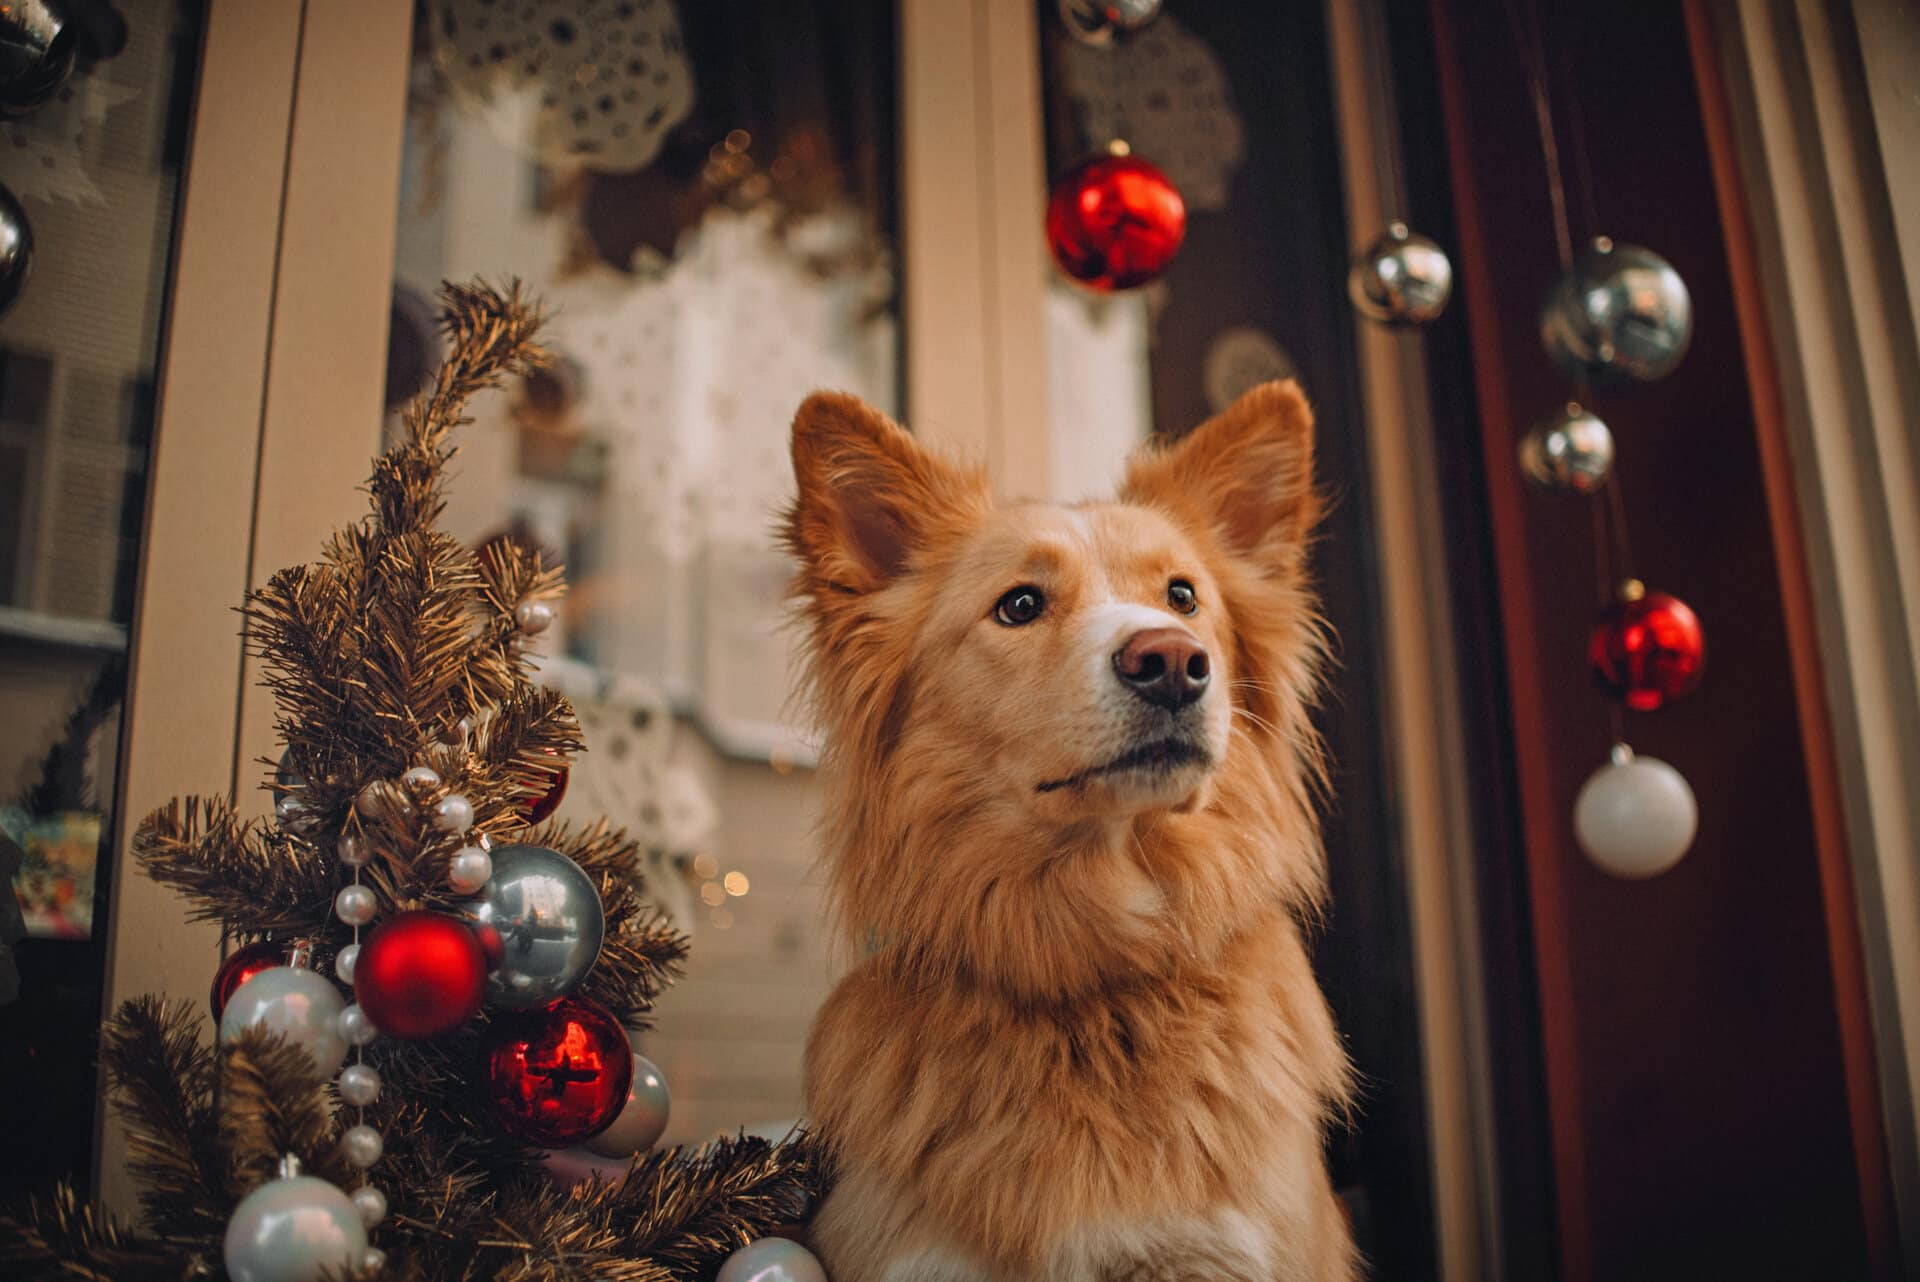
1168,579,1198,614
995,586,1046,626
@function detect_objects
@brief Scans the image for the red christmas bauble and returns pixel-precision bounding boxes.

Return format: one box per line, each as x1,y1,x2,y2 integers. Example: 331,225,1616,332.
474,921,506,972
1045,150,1186,291
484,995,633,1147
520,749,569,824
354,911,488,1040
210,940,286,1020
1589,588,1706,711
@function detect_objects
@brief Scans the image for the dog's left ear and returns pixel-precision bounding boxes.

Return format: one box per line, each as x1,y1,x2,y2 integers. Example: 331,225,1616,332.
1121,379,1318,576
785,391,987,595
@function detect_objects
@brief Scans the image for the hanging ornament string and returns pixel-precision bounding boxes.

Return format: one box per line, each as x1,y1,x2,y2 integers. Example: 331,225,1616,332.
1501,0,1574,273
1357,0,1405,222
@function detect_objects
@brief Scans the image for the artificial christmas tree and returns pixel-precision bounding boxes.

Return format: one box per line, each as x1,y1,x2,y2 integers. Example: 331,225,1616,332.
0,281,821,1282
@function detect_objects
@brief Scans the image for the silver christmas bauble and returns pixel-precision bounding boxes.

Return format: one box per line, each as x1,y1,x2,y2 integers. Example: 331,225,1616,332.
1058,0,1162,45
0,2,75,117
220,966,348,1078
1574,745,1697,879
1348,222,1453,327
0,182,30,315
583,1044,670,1158
1540,237,1692,384
716,1237,829,1282
1518,403,1615,495
473,843,604,1010
223,1173,367,1282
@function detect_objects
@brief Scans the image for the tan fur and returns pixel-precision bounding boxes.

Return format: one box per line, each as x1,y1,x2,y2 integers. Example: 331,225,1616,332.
785,382,1357,1282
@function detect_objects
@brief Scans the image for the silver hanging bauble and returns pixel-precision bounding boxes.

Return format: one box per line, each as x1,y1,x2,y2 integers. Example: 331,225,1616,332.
1540,237,1693,384
0,1,75,118
1518,402,1615,495
473,843,604,1010
0,182,30,316
1058,0,1162,46
583,1041,671,1158
223,1164,367,1282
1348,222,1453,327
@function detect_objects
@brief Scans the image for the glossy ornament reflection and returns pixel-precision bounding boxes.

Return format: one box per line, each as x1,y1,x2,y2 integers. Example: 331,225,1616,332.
1540,237,1692,384
1057,0,1163,46
716,1237,830,1282
0,2,75,117
209,939,287,1021
473,843,605,1009
1045,147,1186,292
222,1162,366,1282
1347,223,1452,327
1588,583,1706,711
0,182,33,316
219,965,348,1079
583,1041,670,1158
1518,403,1614,495
484,994,633,1147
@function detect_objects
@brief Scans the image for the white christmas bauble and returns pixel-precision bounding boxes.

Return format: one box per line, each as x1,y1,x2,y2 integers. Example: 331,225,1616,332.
716,1237,828,1282
220,967,348,1077
223,1174,366,1282
1574,749,1698,879
583,1044,670,1158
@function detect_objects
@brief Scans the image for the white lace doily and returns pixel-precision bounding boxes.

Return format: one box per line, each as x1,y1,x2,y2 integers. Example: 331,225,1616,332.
1058,13,1245,211
428,0,695,172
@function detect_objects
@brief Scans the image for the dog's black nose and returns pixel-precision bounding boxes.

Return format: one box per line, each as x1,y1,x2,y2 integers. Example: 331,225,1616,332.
1113,627,1211,710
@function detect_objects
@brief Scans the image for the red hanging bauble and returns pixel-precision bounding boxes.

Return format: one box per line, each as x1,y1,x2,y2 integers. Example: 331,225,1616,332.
520,747,569,824
209,939,287,1020
354,911,488,1040
484,995,633,1147
1045,146,1186,291
1589,583,1706,711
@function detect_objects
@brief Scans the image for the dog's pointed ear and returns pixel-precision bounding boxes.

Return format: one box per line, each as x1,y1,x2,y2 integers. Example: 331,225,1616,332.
1122,379,1318,575
785,391,987,593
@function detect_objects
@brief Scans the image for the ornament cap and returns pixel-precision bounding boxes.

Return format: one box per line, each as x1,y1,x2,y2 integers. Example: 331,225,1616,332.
1609,742,1635,767
285,939,315,970
276,1153,303,1180
1386,220,1410,241
1592,234,1615,254
1618,578,1647,603
1105,137,1131,157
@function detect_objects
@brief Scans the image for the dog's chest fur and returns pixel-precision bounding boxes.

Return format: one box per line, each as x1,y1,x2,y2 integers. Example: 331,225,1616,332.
804,909,1354,1282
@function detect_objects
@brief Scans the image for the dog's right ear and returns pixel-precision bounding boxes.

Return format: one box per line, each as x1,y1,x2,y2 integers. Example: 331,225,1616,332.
785,392,986,595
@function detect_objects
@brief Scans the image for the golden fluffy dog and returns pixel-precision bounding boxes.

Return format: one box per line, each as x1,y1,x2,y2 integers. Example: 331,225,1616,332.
784,382,1355,1282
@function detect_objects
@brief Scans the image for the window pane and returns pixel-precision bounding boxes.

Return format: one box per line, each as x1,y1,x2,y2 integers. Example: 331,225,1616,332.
0,0,205,1201
391,0,898,1142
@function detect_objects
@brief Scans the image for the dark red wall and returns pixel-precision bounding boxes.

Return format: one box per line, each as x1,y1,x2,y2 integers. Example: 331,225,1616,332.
1423,2,1890,1278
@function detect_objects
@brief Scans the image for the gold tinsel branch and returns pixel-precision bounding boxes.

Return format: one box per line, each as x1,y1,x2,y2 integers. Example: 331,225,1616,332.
133,798,336,933
98,998,231,1250
218,1028,357,1195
